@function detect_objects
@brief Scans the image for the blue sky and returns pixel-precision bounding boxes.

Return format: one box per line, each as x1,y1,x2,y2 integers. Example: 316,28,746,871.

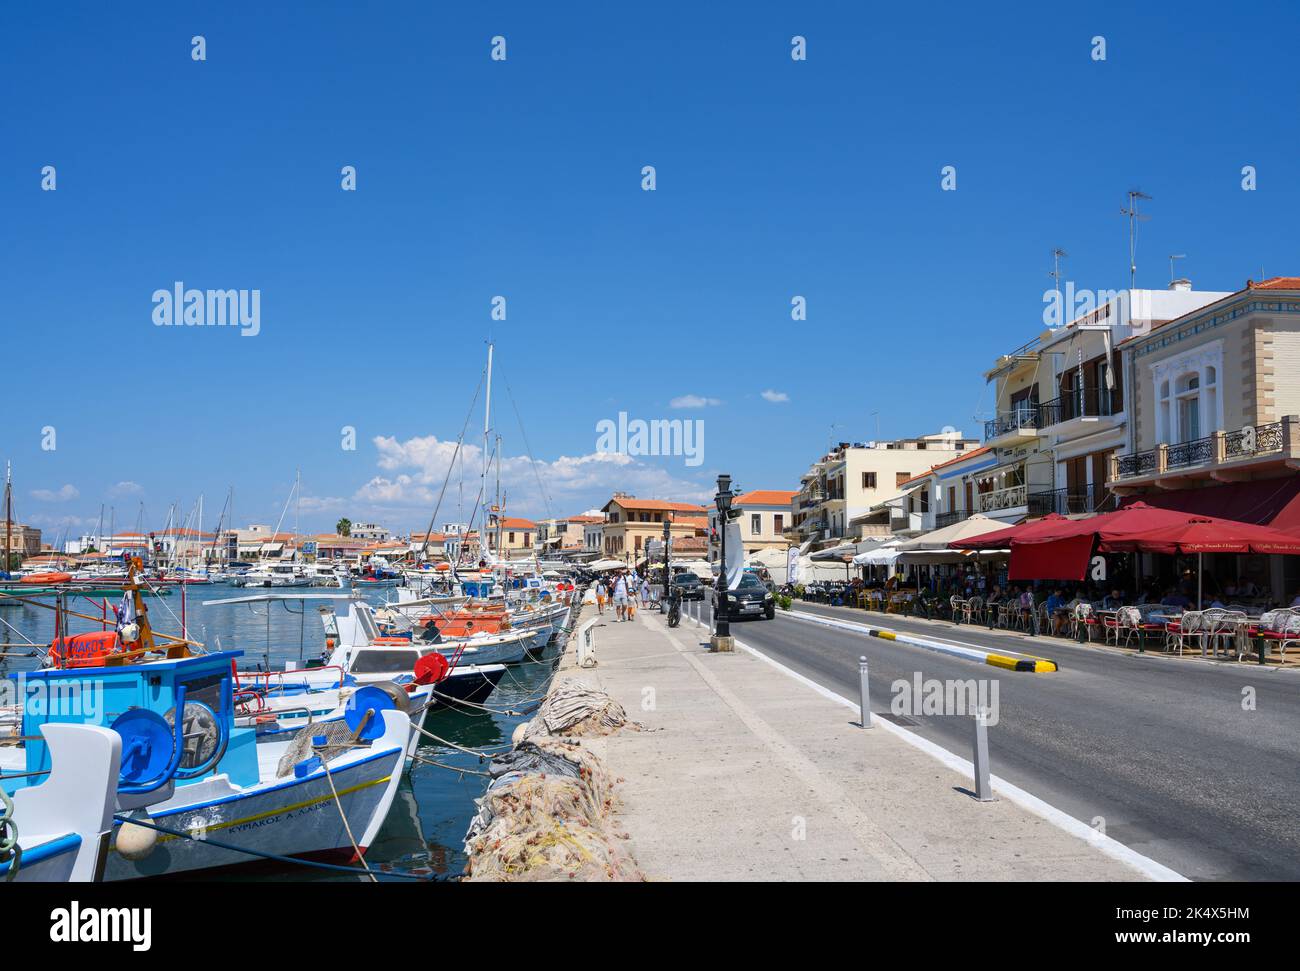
3,1,1298,538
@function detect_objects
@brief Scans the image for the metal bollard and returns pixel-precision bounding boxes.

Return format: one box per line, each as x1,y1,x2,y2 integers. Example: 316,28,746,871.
859,656,872,729
971,707,995,801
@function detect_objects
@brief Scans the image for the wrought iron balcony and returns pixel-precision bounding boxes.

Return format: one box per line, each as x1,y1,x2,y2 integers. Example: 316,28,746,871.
1038,387,1116,427
983,407,1039,441
1114,419,1289,480
1027,486,1107,517
934,510,967,529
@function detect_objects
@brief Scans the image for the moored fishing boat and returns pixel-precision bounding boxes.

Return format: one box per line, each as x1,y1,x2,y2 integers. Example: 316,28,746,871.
2,559,412,880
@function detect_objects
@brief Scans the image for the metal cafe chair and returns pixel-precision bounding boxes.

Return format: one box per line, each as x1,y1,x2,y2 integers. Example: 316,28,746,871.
1258,608,1300,663
1070,602,1100,642
950,595,967,623
1164,610,1204,656
962,596,985,625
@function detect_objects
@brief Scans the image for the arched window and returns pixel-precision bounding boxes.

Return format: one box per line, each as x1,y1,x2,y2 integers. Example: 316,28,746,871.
1176,372,1201,442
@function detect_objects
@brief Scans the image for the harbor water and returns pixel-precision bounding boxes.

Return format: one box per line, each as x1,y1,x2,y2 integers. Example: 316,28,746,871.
0,583,567,881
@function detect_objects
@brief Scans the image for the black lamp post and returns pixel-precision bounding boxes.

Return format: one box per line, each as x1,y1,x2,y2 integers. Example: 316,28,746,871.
660,518,671,612
714,473,734,640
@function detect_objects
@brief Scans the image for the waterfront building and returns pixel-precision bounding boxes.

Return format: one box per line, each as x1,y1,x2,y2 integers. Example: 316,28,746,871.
599,494,707,561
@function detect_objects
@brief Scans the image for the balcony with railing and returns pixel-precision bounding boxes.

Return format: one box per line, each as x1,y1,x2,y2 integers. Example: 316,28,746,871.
976,483,1027,514
1037,387,1116,428
1027,485,1111,518
1111,417,1297,487
934,509,968,529
983,406,1039,443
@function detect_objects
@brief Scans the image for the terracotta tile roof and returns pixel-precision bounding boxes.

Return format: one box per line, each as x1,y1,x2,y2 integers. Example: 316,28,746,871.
566,514,604,523
603,497,709,513
736,490,798,506
899,446,993,485
499,517,536,529
1247,276,1300,289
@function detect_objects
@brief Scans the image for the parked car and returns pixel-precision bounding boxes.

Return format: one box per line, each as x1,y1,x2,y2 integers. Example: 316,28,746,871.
671,572,706,601
712,571,776,620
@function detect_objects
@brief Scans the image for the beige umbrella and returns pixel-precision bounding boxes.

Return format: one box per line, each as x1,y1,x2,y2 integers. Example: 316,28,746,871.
895,514,1008,552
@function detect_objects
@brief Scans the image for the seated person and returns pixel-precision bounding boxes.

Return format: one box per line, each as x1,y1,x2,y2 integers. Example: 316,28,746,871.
1161,587,1191,609
1103,588,1125,609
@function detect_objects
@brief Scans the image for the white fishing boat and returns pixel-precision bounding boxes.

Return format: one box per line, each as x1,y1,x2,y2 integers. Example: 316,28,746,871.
241,561,313,587
0,724,123,882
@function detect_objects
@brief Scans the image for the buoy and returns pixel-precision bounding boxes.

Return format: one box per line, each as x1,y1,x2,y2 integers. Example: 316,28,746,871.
412,652,450,685
114,820,159,860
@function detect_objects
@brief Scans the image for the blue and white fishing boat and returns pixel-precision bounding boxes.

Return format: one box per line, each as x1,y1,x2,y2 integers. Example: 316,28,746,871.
1,560,412,880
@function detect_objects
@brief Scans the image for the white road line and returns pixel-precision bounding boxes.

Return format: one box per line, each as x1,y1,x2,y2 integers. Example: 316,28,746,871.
727,629,1187,883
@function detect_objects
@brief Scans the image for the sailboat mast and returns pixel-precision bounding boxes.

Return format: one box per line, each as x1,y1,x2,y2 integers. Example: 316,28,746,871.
483,342,493,559
4,462,11,577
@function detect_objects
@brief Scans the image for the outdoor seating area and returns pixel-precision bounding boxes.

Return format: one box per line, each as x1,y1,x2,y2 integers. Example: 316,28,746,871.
789,497,1300,665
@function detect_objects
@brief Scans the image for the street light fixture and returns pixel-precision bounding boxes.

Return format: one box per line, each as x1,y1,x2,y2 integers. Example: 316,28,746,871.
712,473,735,651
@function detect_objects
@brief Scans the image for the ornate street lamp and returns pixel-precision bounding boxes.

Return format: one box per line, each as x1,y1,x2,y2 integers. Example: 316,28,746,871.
713,473,734,650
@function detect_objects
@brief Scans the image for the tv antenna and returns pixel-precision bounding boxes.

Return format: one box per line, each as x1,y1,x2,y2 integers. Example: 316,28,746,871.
1048,247,1069,298
1120,189,1152,290
1169,253,1186,284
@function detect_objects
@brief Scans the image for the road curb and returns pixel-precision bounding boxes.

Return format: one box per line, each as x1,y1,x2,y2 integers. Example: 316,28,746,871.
784,609,1060,673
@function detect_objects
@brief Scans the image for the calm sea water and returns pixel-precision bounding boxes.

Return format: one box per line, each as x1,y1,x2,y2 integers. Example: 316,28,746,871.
0,582,566,881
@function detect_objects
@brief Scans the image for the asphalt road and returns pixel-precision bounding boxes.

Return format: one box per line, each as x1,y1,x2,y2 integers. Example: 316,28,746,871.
677,597,1300,881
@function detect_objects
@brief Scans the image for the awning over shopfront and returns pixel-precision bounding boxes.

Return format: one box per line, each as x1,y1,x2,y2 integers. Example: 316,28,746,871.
949,513,1068,551
811,541,858,561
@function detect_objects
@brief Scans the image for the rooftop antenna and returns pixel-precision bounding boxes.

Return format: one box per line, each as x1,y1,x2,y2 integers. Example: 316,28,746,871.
1169,253,1186,284
1049,247,1068,298
1120,189,1152,291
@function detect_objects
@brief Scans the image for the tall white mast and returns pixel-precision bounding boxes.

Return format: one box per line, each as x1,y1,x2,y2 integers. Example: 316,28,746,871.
483,342,493,555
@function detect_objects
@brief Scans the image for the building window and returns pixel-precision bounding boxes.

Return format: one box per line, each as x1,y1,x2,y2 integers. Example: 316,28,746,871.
751,513,761,534
773,514,784,533
862,472,876,489
896,472,911,488
1176,373,1201,442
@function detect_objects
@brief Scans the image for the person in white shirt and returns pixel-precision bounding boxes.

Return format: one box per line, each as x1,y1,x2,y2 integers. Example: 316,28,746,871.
613,574,628,621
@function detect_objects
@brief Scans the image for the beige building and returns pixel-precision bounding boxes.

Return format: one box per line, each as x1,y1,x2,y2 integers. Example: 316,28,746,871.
492,517,537,556
789,432,979,546
1110,277,1300,493
536,514,603,552
600,494,707,561
3,524,41,561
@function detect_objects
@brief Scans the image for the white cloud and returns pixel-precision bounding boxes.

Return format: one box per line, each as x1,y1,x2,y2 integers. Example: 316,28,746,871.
107,481,143,498
31,484,79,502
760,389,790,403
358,433,712,519
669,394,721,409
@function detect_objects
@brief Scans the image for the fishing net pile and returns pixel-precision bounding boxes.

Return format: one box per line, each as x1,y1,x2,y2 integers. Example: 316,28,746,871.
275,720,364,777
520,678,634,740
464,687,644,882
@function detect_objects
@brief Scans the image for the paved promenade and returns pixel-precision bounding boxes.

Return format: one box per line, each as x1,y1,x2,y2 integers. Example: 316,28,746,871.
560,603,1163,881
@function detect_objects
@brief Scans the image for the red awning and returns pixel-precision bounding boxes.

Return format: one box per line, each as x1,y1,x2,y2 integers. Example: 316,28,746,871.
950,513,1068,550
1008,534,1096,582
1118,477,1300,530
1097,517,1300,555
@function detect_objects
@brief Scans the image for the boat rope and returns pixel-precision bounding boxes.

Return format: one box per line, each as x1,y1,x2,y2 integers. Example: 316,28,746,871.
0,786,19,881
315,742,377,884
110,814,461,881
410,720,513,760
408,752,492,778
418,371,485,560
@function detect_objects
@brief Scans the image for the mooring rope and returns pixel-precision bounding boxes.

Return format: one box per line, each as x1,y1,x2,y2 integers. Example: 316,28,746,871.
110,814,461,881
